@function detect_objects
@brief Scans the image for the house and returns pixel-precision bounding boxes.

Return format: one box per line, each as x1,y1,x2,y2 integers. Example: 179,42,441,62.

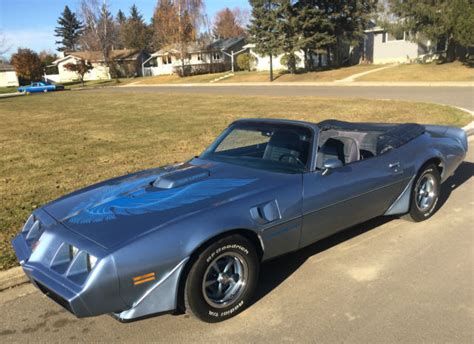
244,44,329,71
363,26,436,64
45,49,150,83
0,63,19,87
143,37,246,76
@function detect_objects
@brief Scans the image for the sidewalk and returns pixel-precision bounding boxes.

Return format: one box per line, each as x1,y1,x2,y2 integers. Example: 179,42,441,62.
0,92,24,99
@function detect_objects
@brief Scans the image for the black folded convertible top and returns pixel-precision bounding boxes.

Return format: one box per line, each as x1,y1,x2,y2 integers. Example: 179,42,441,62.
318,120,425,154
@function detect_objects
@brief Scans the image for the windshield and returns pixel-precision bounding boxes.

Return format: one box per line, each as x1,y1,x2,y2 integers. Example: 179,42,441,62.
201,122,313,173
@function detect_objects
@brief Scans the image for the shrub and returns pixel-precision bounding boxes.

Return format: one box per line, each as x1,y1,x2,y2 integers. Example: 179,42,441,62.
236,53,255,71
280,53,301,73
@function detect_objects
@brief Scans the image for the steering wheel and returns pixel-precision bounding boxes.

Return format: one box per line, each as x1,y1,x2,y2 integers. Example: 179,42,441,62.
279,153,305,168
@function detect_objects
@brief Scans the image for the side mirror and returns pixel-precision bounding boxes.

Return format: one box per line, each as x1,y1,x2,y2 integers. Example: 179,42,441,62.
322,158,343,175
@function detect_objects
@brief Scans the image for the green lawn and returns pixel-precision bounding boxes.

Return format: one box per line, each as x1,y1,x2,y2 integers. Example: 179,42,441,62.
358,61,474,82
0,91,470,270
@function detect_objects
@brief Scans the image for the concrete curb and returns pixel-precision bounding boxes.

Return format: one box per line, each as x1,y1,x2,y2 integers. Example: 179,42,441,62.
0,267,28,291
0,92,24,99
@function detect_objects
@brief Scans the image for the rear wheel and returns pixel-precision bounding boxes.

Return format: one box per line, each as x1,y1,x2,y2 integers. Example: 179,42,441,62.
408,164,440,222
184,235,259,322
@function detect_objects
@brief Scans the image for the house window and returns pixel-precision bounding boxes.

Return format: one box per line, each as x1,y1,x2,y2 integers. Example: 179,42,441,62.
197,53,203,61
212,52,222,61
162,55,172,65
385,31,406,42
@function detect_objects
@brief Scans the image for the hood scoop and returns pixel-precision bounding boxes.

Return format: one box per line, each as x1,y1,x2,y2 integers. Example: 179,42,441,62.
153,166,210,189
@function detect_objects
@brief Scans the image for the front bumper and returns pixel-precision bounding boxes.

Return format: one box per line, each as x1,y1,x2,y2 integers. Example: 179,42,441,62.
12,209,188,322
18,260,92,317
11,211,127,318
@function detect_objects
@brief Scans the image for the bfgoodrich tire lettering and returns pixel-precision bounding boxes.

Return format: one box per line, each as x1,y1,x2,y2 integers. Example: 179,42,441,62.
408,164,441,222
185,235,259,322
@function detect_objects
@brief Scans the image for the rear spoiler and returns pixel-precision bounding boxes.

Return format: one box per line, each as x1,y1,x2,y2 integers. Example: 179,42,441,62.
424,125,468,152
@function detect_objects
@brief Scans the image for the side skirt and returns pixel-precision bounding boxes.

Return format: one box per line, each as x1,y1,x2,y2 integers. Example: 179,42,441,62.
384,176,416,216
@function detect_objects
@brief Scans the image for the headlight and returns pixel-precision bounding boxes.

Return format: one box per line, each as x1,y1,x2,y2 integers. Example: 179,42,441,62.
22,215,35,233
69,245,79,259
87,254,98,271
23,214,42,243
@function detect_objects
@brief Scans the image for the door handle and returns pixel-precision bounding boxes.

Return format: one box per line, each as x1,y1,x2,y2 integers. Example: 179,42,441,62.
389,162,400,169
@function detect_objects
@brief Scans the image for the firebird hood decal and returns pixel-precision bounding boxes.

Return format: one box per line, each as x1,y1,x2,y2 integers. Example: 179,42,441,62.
65,178,257,224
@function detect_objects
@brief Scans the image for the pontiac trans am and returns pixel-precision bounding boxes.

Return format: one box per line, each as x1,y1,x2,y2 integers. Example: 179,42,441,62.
12,119,468,323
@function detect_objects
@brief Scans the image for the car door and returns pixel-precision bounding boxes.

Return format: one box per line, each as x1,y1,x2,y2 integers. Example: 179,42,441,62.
30,83,39,93
300,148,407,248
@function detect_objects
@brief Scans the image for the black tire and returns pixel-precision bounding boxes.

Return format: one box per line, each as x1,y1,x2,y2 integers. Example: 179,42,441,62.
408,163,441,222
184,235,259,322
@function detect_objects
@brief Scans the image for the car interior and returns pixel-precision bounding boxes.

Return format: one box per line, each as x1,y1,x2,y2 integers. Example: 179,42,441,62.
212,127,312,170
316,122,426,170
210,122,425,172
316,129,383,169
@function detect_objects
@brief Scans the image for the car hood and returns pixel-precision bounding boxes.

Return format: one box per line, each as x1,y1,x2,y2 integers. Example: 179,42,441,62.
43,159,274,249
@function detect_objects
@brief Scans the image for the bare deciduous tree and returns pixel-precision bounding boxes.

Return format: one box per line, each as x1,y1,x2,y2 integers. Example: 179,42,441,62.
0,32,12,56
152,0,205,76
79,0,118,76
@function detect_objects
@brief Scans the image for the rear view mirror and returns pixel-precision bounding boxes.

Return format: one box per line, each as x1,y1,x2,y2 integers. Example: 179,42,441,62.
322,159,343,175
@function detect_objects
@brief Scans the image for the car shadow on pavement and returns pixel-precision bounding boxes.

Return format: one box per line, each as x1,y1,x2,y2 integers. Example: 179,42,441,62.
253,216,395,307
437,161,474,209
252,160,473,308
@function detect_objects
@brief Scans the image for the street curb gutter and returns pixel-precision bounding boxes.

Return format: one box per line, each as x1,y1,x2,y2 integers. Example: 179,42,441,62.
0,267,28,291
1,113,473,292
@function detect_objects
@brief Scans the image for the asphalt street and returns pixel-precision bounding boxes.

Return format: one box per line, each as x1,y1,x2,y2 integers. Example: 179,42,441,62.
106,85,474,111
1,141,472,343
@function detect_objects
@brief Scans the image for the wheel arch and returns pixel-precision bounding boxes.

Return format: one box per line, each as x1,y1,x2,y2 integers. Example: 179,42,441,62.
175,228,264,313
385,155,444,216
420,157,444,177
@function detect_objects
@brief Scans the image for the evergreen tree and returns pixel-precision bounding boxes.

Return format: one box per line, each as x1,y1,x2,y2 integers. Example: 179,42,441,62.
248,0,281,81
117,9,127,24
54,6,83,51
295,0,334,70
386,0,474,61
116,9,127,49
323,0,378,66
121,4,152,50
277,0,301,73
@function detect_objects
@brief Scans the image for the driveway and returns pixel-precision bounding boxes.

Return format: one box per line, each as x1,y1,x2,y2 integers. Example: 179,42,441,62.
106,85,474,111
1,141,472,343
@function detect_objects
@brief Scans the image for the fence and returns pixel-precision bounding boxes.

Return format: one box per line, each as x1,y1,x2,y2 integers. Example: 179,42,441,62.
173,62,232,77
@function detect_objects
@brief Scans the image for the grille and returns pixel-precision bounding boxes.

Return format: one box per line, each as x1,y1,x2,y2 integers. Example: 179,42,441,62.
35,280,73,314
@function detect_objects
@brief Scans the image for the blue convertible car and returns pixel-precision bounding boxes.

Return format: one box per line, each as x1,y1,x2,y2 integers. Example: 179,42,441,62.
18,81,64,93
12,118,467,322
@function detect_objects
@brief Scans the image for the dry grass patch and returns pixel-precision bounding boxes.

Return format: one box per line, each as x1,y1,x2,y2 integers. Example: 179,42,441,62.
358,61,474,82
135,65,383,85
276,65,381,82
136,72,228,85
0,91,470,269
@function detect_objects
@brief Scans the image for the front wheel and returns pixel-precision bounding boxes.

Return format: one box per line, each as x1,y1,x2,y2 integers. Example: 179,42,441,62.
185,235,259,322
408,164,441,222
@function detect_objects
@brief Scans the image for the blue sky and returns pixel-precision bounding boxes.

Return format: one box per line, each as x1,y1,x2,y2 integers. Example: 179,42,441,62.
0,0,250,57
